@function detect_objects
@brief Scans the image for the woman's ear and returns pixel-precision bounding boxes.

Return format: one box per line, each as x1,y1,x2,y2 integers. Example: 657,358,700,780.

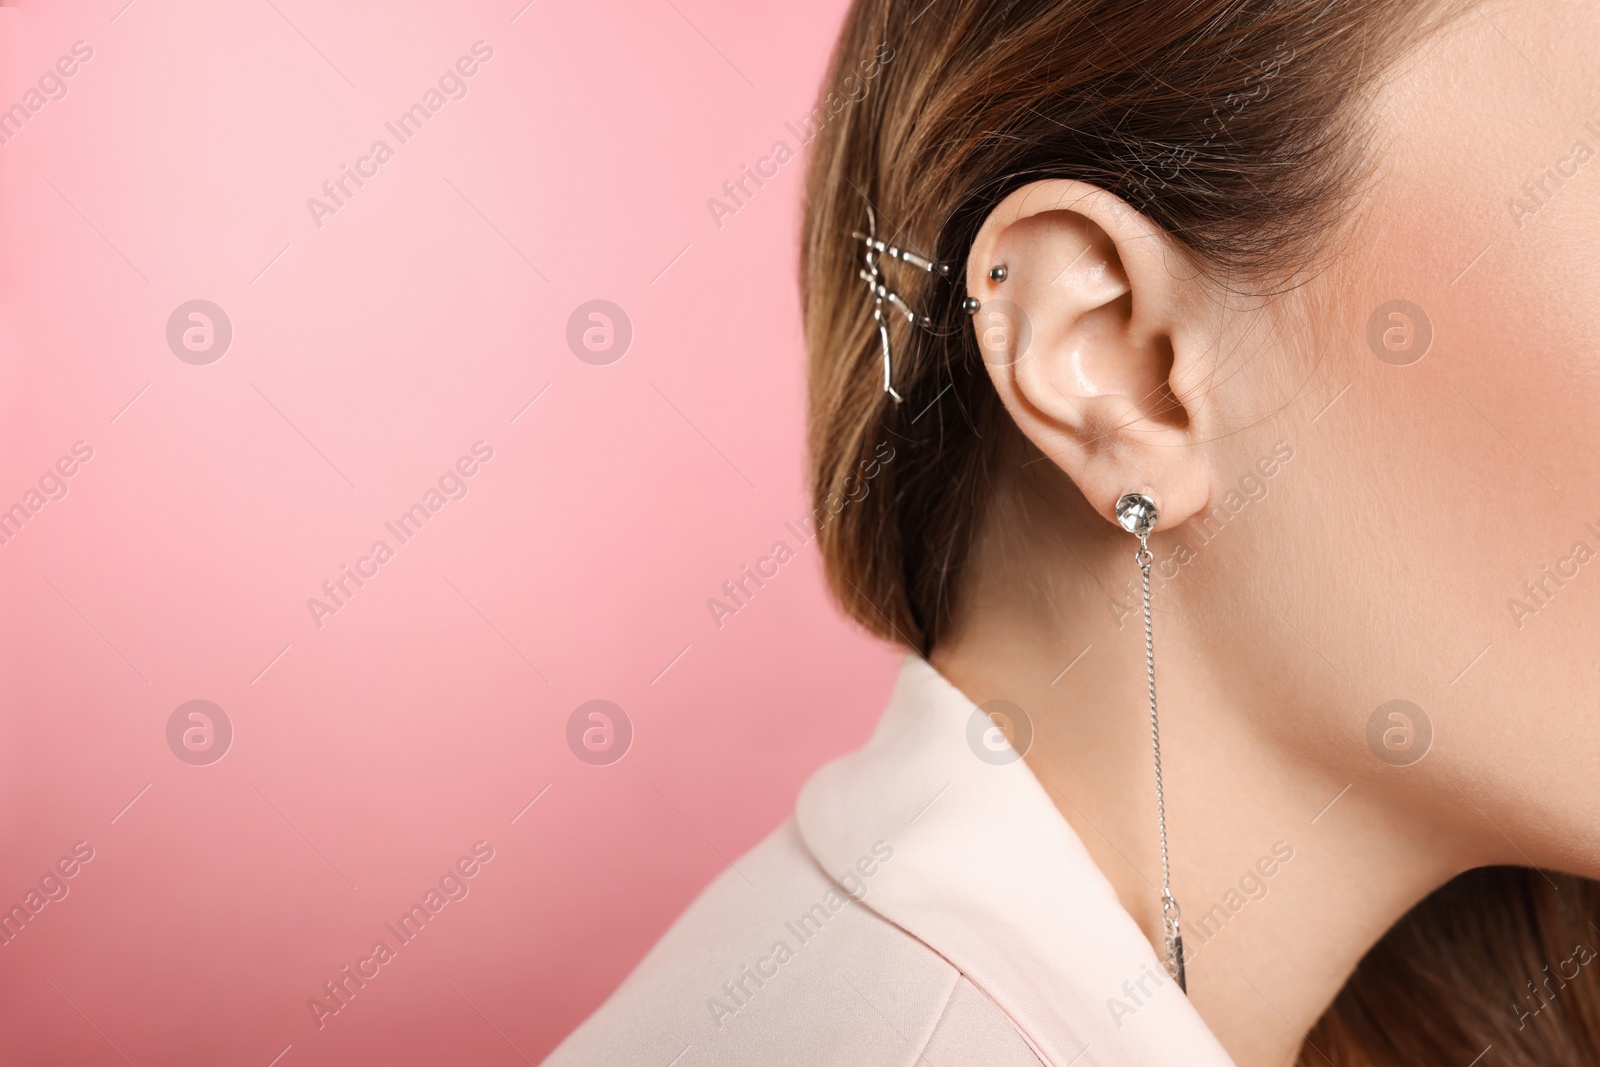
967,180,1215,532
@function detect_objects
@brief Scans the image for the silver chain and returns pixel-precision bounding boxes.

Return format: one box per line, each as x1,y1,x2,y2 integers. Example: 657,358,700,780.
1138,531,1186,993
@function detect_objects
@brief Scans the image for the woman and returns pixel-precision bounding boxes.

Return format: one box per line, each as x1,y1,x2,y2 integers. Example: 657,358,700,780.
545,0,1600,1063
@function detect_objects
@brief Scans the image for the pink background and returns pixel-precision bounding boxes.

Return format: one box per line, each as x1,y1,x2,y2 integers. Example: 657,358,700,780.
0,1,896,1062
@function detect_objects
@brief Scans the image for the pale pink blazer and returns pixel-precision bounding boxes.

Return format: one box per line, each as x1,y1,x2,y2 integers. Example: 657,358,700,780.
542,656,1236,1066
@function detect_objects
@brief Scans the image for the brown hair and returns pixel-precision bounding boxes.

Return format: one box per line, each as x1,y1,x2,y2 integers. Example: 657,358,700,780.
799,1,1600,1063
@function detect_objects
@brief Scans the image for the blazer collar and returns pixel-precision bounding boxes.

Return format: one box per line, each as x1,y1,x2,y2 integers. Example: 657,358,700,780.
795,655,1236,1067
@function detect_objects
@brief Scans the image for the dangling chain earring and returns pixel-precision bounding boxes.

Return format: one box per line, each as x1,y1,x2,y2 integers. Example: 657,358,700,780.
963,264,1186,989
1115,491,1187,994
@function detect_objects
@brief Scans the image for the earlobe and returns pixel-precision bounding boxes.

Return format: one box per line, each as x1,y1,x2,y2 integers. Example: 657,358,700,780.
967,180,1213,531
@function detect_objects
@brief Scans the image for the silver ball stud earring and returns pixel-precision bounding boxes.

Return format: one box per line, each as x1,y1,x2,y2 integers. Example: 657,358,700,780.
1114,491,1187,995
989,265,1008,282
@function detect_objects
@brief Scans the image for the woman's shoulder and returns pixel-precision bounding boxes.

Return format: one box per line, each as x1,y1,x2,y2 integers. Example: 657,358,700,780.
540,816,1043,1066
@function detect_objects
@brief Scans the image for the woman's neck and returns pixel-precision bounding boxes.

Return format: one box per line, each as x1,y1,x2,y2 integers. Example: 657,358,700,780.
931,561,1473,1067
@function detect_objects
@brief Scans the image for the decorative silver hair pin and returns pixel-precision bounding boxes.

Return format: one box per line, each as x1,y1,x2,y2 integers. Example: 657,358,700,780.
850,206,953,403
